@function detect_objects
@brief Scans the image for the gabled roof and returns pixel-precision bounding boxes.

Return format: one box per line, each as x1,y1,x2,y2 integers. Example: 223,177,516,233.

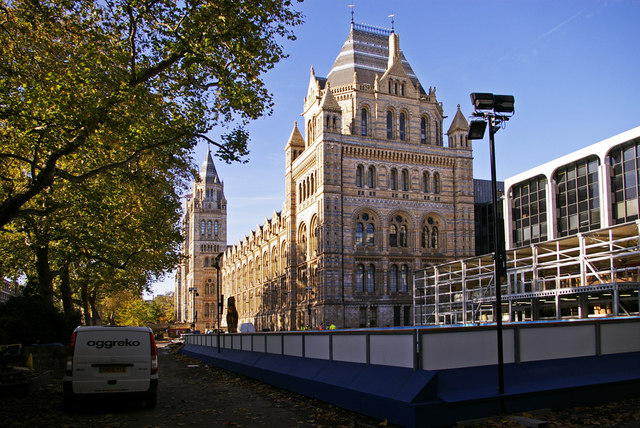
326,25,425,94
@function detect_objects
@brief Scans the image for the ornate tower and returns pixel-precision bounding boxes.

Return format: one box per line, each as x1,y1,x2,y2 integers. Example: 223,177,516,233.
175,150,227,331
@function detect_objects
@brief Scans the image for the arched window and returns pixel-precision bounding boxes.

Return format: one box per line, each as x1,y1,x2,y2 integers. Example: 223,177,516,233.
400,225,408,247
200,220,206,235
399,112,406,141
366,223,375,246
310,218,318,257
433,173,441,194
420,117,428,144
367,166,376,188
422,226,429,248
356,264,365,292
207,220,212,235
435,121,442,146
367,264,375,293
389,224,398,247
388,81,392,93
356,165,364,188
432,226,439,248
401,83,405,96
390,169,398,190
355,222,364,246
204,303,210,317
361,108,368,136
390,265,399,293
401,169,409,191
422,172,430,193
386,111,393,139
204,257,209,267
214,220,219,236
400,265,409,292
390,215,409,248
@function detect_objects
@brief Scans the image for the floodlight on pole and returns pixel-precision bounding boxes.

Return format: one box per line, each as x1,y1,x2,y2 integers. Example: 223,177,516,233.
467,92,514,396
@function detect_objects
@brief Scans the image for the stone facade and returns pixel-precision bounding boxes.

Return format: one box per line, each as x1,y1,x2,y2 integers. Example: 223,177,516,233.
174,151,227,332
219,24,475,331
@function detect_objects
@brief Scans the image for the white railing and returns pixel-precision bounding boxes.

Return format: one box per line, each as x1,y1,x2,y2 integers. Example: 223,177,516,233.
184,317,640,371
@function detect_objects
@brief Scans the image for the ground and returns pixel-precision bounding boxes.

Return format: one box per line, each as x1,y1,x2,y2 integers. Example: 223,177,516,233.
0,341,638,427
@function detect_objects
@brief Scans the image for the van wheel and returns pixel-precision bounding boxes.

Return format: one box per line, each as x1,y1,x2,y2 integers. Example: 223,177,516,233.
63,392,75,412
145,391,157,409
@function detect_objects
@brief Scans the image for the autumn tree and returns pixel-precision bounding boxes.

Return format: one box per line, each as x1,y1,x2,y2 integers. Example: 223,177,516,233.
0,0,302,228
0,0,302,323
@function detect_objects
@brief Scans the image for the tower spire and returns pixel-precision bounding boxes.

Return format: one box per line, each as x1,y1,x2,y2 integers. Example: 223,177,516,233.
348,4,355,28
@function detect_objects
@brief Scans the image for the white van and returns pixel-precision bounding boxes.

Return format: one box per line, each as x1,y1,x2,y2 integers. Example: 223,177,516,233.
63,326,158,410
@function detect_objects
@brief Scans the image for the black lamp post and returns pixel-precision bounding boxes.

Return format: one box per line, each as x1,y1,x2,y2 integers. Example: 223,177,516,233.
212,253,224,353
467,92,514,395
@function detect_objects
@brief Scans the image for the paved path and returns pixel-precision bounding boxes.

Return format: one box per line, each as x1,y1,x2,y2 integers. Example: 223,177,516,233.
0,342,387,427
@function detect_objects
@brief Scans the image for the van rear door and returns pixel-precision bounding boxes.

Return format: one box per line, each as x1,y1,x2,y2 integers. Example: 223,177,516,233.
72,327,152,394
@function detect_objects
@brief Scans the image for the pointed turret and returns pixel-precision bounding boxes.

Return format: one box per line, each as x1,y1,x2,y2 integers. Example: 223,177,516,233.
200,149,220,184
284,121,305,150
447,105,470,149
448,105,469,134
319,83,341,112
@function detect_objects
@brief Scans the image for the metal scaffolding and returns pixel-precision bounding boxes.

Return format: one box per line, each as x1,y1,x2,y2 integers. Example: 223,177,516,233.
414,221,640,325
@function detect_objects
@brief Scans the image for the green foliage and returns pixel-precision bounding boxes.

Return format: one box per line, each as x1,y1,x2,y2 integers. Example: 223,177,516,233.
100,290,174,326
0,0,302,318
0,294,79,345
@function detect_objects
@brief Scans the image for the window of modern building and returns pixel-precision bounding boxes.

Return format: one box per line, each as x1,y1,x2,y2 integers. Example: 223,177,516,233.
356,165,364,188
511,175,548,247
555,156,600,237
367,166,376,188
610,138,640,223
361,108,368,136
390,168,398,190
386,111,393,139
399,112,406,141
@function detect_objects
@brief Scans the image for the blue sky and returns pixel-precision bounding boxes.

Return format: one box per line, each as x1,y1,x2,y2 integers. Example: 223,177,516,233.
149,0,640,296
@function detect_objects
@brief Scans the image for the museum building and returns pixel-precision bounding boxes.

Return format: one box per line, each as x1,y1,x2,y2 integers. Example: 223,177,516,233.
215,23,476,331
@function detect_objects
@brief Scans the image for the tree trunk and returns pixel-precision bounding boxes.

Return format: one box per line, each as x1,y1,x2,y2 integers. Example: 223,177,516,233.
34,244,54,300
89,287,101,325
59,263,75,319
81,282,91,325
